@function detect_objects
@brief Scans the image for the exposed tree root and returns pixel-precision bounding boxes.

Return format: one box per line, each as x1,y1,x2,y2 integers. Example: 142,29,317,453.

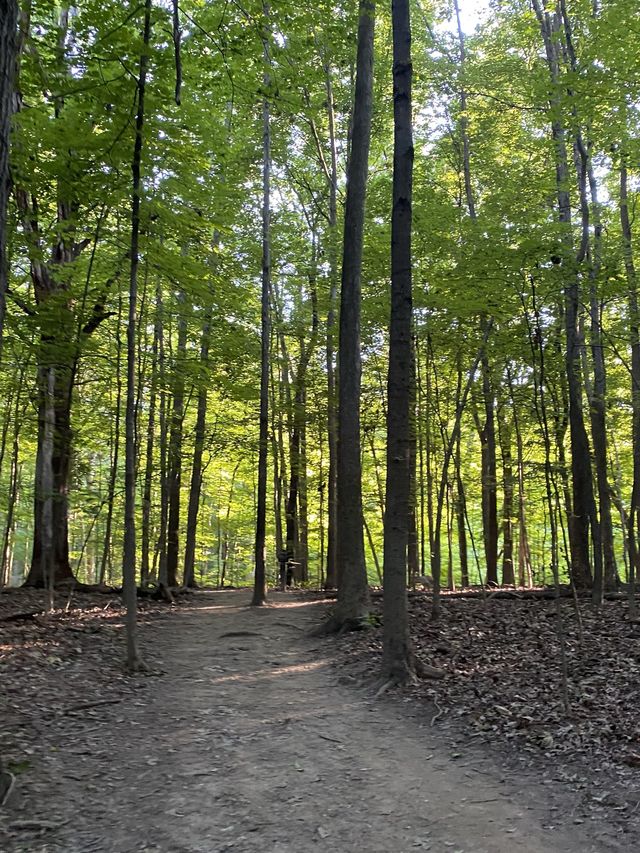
415,658,445,680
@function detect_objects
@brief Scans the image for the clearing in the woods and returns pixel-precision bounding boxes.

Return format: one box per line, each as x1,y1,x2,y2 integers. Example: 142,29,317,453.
0,591,633,852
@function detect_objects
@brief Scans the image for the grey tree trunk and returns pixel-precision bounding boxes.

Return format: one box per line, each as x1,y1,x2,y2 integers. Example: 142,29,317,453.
330,0,375,629
382,0,415,683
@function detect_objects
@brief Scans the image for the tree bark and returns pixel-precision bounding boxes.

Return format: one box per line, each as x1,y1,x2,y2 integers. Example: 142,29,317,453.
99,294,123,585
141,284,161,585
620,153,640,617
0,0,18,353
532,0,595,590
122,0,152,671
166,289,187,587
382,0,415,683
330,0,375,629
183,307,211,588
252,6,271,606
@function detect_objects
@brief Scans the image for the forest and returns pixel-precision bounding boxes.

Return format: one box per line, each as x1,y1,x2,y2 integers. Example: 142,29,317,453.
2,0,640,849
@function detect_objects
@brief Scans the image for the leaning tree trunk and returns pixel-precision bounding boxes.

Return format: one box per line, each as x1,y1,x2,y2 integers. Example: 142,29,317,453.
329,0,375,630
382,0,415,683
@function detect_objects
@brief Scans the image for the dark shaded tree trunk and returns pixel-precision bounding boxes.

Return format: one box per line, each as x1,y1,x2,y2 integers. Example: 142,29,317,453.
533,0,595,590
454,431,469,587
382,0,415,683
0,0,18,353
497,394,515,585
620,154,640,617
252,8,271,606
183,307,211,588
99,294,123,585
122,0,152,671
329,0,375,629
478,356,498,585
166,289,187,587
407,339,419,586
141,284,161,585
453,0,497,587
323,59,339,591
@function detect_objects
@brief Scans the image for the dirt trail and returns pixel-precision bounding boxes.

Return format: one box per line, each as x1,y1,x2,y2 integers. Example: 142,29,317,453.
1,591,626,852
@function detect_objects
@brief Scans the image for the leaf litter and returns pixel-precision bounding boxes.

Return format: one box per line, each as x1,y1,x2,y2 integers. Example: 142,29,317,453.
337,593,640,837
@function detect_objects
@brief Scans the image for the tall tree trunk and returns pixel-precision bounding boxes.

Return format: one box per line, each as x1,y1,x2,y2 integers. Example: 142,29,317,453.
141,283,161,585
479,357,498,585
0,0,18,353
383,0,415,683
533,0,595,590
497,394,515,585
99,294,123,585
323,58,339,591
508,372,532,588
166,289,187,587
252,7,271,606
329,0,375,629
183,307,211,588
453,0,497,586
454,431,469,587
1,367,25,585
620,153,640,616
407,339,419,586
122,0,152,671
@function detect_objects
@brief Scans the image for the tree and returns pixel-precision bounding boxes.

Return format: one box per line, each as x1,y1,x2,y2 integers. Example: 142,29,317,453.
327,0,375,631
0,0,18,354
252,5,271,608
382,0,415,684
122,0,153,672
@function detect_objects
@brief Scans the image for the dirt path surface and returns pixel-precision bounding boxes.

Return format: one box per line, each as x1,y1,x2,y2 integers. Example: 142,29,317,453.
1,591,628,852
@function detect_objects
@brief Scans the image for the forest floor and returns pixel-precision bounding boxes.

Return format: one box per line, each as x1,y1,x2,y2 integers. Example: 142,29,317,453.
0,588,636,852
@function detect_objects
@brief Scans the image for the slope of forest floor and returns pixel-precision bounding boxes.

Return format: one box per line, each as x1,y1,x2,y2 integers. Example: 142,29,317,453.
0,587,636,852
337,591,640,840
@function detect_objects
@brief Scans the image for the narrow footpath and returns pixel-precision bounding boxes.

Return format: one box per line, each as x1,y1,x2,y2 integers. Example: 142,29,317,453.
1,591,626,852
